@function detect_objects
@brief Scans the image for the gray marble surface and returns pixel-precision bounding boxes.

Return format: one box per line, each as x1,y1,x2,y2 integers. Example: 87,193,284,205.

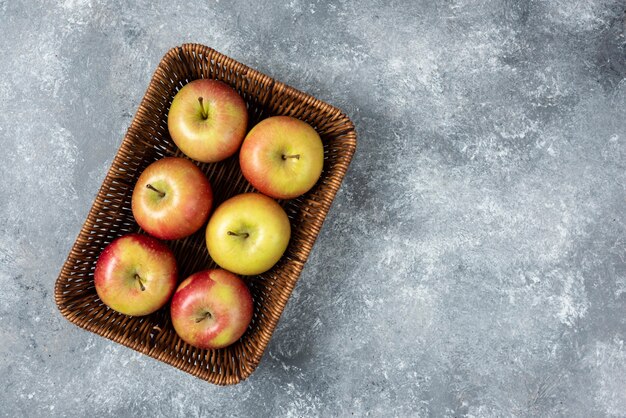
1,1,625,417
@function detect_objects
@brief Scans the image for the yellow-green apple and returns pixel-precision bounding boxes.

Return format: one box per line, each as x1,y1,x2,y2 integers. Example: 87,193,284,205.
132,157,212,240
170,269,253,349
94,234,178,316
168,79,248,163
206,193,290,275
239,116,324,199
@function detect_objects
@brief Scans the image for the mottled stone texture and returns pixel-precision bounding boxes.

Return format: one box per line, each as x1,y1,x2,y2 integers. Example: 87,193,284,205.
0,0,625,416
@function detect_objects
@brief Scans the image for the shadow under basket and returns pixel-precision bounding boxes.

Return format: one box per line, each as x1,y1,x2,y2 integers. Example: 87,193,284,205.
54,44,356,385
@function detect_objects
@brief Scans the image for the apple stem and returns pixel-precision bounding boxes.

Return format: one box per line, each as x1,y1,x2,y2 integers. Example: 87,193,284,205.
282,154,300,160
198,97,208,119
146,184,165,198
227,231,250,238
195,311,212,323
134,274,146,291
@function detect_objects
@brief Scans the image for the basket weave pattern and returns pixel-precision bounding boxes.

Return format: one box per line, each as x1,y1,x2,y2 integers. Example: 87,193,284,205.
54,44,356,385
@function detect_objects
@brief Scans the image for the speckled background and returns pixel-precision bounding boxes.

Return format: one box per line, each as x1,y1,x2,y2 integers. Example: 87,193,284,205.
1,0,625,417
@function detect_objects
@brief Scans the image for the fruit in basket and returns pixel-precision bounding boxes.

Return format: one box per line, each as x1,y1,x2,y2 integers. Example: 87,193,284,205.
206,193,290,276
132,157,212,240
170,269,253,349
239,116,324,199
168,79,248,163
94,234,178,316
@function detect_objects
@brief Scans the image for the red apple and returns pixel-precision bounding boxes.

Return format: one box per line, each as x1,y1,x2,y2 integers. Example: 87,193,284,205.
94,234,177,316
206,193,291,276
168,79,248,163
170,269,253,349
132,157,212,240
240,116,324,199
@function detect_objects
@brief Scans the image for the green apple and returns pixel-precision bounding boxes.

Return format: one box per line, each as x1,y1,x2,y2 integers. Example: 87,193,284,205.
239,116,324,199
168,79,248,163
206,193,291,275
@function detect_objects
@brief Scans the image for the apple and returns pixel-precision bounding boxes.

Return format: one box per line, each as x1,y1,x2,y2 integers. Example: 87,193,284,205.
239,116,324,199
94,234,178,316
206,193,291,276
170,269,253,349
168,79,248,163
132,157,212,240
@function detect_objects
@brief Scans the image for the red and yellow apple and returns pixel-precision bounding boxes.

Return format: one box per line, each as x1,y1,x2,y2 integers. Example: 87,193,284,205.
206,193,291,276
94,234,178,316
168,79,248,163
240,116,324,199
132,157,212,240
170,269,253,349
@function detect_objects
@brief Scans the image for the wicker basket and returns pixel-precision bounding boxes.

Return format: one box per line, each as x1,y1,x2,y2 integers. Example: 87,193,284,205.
54,44,356,385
